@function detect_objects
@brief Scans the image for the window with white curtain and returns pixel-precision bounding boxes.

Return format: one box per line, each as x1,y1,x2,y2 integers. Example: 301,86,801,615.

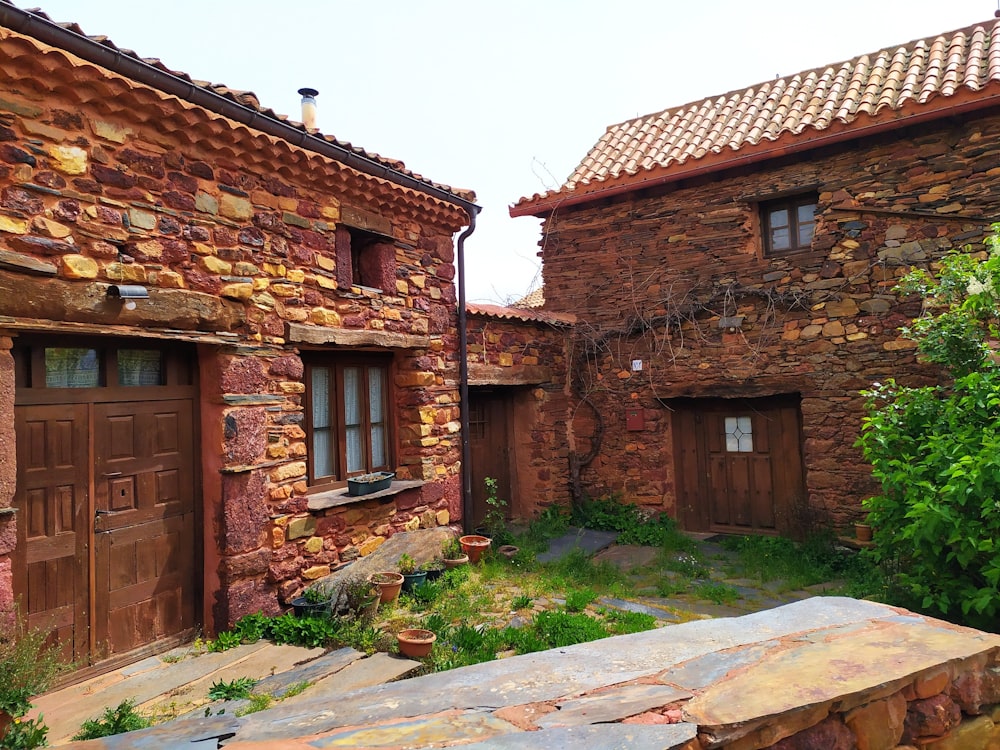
305,357,391,487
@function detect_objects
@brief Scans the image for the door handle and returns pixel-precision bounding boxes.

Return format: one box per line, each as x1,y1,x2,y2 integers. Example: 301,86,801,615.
95,509,114,516
102,471,123,478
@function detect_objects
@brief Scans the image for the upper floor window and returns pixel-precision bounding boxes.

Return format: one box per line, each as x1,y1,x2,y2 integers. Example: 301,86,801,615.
762,194,817,255
335,226,396,292
305,356,392,489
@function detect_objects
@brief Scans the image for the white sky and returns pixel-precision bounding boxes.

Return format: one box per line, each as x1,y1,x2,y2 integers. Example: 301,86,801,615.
18,1,997,303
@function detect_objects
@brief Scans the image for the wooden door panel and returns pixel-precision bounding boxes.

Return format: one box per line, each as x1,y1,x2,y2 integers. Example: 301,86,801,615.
468,390,512,529
14,404,90,661
93,400,195,656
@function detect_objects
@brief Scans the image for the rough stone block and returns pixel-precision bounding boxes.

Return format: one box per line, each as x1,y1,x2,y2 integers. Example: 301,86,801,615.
220,194,253,220
304,536,323,554
302,564,331,580
358,535,386,556
59,254,98,279
48,145,87,174
844,692,906,750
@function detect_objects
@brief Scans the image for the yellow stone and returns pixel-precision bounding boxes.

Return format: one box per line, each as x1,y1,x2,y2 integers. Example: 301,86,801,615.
304,536,324,554
286,269,305,283
429,286,441,300
108,260,146,282
48,145,87,175
398,371,435,387
157,270,185,288
410,274,426,289
279,381,306,394
321,204,340,221
270,283,299,298
93,120,129,143
219,194,253,221
60,255,98,279
444,421,461,433
267,444,288,459
264,262,287,277
269,461,306,482
272,526,285,548
358,536,385,556
420,510,437,528
32,217,71,238
499,353,514,367
884,339,918,351
369,319,384,330
418,406,436,424
202,255,233,274
221,282,254,301
411,317,429,334
822,321,845,337
273,515,289,527
418,436,440,447
192,242,214,256
841,239,860,249
253,278,270,291
316,275,337,290
846,332,868,341
435,509,450,526
383,308,402,321
135,240,163,259
302,565,331,580
404,516,421,531
0,215,28,234
311,308,342,326
317,254,336,271
396,280,409,295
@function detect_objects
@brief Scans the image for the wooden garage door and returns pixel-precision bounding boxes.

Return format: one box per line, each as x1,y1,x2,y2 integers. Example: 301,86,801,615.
13,339,198,667
468,389,512,530
672,396,805,536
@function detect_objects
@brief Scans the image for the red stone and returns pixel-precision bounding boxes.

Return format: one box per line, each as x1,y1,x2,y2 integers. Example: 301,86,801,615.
771,716,855,750
902,694,962,741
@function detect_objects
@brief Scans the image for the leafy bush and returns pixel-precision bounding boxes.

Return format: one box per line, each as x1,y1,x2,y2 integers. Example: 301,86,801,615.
529,610,608,649
0,605,67,719
859,239,1000,629
564,588,597,613
2,716,49,749
72,700,151,740
571,495,695,549
208,677,257,701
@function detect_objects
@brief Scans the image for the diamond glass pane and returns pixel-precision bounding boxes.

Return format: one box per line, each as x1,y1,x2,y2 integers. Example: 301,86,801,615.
45,348,99,388
724,416,754,452
118,349,162,386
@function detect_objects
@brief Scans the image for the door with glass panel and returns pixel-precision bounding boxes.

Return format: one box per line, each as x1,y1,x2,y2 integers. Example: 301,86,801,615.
672,396,804,535
12,338,198,667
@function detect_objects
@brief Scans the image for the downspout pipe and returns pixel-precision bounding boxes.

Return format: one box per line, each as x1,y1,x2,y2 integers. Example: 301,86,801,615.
456,209,477,532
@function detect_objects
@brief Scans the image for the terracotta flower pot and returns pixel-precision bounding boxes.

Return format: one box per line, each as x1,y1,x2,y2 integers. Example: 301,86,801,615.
498,544,519,560
369,572,404,604
459,534,491,564
443,554,469,569
0,710,12,741
397,628,437,658
854,523,873,543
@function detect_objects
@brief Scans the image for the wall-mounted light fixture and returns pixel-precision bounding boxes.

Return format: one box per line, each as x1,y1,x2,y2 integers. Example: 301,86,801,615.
107,284,149,310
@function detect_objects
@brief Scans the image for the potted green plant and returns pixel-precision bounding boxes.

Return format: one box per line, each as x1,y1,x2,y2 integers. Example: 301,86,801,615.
481,476,514,545
290,585,333,618
338,576,380,621
441,537,469,569
459,534,491,564
398,554,428,592
396,628,437,658
0,605,67,742
369,571,404,604
423,558,446,581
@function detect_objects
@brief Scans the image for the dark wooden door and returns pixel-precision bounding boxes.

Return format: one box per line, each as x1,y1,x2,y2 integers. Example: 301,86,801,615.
12,338,198,668
13,404,90,662
93,399,196,657
468,389,512,529
673,397,804,535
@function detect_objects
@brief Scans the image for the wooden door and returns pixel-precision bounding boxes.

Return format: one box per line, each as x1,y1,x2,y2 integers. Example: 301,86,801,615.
673,397,804,536
468,389,512,529
13,404,90,662
93,399,196,657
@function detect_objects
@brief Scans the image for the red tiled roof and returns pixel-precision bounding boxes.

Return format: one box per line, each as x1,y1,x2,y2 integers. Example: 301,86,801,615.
466,302,574,326
512,19,1000,216
4,2,474,203
512,288,545,309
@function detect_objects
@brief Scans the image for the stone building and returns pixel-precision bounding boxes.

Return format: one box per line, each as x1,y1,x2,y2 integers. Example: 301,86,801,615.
511,19,1000,535
0,6,477,668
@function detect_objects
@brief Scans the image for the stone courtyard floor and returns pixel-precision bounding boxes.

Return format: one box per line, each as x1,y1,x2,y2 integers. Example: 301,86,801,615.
33,532,900,748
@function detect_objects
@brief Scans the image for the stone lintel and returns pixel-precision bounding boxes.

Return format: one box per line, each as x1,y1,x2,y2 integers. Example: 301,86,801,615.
307,480,426,511
0,249,57,276
468,363,553,386
288,322,430,350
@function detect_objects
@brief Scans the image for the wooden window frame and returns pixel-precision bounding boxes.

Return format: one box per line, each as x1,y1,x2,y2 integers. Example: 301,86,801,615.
761,193,818,256
304,355,394,491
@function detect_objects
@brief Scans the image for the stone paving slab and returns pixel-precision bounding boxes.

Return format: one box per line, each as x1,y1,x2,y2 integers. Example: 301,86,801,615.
38,642,275,742
460,723,699,749
536,527,619,563
599,597,682,621
230,598,898,743
537,683,693,728
250,647,364,699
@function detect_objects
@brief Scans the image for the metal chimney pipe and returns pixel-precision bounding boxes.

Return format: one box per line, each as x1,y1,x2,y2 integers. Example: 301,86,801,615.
298,87,319,130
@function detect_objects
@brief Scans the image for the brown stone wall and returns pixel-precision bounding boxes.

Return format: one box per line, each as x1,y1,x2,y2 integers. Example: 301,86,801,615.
0,29,468,629
538,112,1000,529
466,313,573,516
0,337,15,615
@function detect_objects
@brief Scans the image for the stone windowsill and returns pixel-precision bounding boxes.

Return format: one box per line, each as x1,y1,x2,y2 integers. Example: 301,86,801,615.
307,480,425,512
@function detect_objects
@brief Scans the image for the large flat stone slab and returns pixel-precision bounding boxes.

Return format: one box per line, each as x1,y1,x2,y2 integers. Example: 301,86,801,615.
460,723,699,749
232,598,899,743
251,647,364,699
536,527,619,563
537,683,693,728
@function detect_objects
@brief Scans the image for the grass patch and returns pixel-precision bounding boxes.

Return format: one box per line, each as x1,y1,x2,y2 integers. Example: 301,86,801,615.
73,700,151,741
208,677,257,701
693,581,739,605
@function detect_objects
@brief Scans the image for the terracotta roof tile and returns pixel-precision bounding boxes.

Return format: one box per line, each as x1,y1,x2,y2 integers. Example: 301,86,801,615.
466,301,573,326
9,3,473,202
514,19,1000,214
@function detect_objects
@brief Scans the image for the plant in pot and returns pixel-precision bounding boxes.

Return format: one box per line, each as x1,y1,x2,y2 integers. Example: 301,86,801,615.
369,571,404,604
396,628,437,658
441,537,469,569
338,576,381,621
0,604,67,744
397,554,427,592
459,533,491,564
423,558,446,581
290,585,334,618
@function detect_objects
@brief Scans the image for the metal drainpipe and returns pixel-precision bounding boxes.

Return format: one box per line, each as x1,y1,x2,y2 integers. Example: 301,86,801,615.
457,209,477,532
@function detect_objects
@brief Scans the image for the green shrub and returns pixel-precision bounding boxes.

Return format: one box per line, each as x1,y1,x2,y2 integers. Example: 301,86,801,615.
530,610,608,648
72,700,151,741
859,239,1000,629
2,716,49,749
564,588,597,613
207,677,257,701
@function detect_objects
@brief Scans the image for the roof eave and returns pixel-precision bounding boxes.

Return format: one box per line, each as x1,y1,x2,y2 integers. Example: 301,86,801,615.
510,88,1000,218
